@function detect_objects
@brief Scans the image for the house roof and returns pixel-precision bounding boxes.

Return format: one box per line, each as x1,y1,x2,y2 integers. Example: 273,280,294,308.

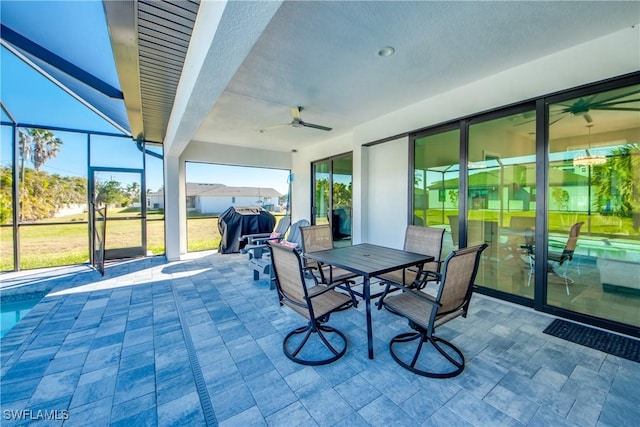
151,183,281,198
424,167,588,191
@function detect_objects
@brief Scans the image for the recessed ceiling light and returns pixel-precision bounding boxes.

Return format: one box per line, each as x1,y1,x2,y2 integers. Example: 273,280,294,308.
377,46,395,57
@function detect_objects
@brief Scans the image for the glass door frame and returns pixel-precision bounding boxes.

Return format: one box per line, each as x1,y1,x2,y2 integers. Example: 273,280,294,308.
311,152,353,244
89,166,147,263
408,73,640,337
538,75,640,331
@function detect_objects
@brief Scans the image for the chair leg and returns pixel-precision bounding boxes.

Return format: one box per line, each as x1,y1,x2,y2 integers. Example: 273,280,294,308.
548,264,573,295
389,331,465,378
283,322,347,366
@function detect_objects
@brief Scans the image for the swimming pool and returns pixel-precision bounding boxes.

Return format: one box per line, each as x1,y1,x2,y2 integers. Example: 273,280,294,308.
1,292,46,338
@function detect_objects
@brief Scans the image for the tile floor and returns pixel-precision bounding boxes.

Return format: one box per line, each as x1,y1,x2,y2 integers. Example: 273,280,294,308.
1,251,639,427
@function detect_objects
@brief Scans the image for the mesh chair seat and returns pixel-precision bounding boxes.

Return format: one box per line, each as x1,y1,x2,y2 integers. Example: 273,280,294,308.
378,268,421,289
378,243,487,378
300,225,359,303
288,284,353,320
317,264,358,284
269,241,355,365
378,225,445,290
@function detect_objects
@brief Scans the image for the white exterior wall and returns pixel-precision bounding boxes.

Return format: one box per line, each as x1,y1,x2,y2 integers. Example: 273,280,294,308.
293,26,640,248
364,137,409,249
198,196,272,214
165,141,291,258
164,26,639,259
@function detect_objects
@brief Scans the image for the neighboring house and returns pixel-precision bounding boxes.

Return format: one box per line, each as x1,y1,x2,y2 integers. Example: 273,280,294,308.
147,183,282,214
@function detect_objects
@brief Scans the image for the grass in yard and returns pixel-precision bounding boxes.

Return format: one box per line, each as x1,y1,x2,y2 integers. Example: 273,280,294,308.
1,209,285,271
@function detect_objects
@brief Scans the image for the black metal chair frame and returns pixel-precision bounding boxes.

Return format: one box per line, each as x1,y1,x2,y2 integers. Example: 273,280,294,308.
299,224,359,305
268,241,355,365
378,243,487,378
521,222,584,295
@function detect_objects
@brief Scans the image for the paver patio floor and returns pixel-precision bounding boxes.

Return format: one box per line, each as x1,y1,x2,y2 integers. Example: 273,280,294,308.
1,251,638,426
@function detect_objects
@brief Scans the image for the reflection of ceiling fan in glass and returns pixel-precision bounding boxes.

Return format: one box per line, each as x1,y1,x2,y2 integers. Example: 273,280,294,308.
515,87,640,126
552,88,640,125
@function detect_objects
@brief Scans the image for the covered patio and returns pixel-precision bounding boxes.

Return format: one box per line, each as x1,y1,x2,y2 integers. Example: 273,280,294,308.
1,254,638,426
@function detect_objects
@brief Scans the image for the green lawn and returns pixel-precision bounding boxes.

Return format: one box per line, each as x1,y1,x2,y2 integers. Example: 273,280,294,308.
415,209,639,237
1,210,284,271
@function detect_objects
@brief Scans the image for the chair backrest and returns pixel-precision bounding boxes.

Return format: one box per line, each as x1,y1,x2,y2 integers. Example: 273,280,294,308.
448,215,459,246
510,216,535,232
404,225,445,273
268,241,308,307
560,221,584,261
436,243,487,319
284,219,310,248
300,224,333,253
274,215,292,236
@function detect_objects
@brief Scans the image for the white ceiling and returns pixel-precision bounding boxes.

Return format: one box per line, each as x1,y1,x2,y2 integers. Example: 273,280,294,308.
187,1,639,152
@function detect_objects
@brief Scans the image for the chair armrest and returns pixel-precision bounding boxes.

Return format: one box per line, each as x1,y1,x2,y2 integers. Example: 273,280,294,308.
415,270,441,287
307,282,345,298
239,232,270,242
401,285,442,307
249,235,283,245
377,281,442,310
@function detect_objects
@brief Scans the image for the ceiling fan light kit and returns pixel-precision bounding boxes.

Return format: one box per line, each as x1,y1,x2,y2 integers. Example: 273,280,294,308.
573,124,607,167
260,106,332,133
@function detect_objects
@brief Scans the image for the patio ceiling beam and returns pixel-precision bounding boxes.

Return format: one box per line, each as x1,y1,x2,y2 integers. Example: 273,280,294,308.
163,0,283,156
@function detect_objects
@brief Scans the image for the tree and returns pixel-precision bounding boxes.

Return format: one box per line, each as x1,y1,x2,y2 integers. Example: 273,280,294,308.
551,187,570,211
18,128,64,221
592,144,639,219
19,128,63,172
95,180,125,206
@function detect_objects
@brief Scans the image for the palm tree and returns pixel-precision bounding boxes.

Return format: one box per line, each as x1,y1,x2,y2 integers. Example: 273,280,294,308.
591,144,640,230
18,128,63,221
27,128,63,171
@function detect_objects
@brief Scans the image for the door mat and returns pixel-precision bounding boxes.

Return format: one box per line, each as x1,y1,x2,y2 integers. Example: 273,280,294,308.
543,319,640,364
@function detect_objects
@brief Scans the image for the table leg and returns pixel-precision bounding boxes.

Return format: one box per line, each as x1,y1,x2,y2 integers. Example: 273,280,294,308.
364,276,373,359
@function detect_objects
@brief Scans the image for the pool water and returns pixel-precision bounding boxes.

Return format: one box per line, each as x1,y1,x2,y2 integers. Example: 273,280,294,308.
1,293,45,338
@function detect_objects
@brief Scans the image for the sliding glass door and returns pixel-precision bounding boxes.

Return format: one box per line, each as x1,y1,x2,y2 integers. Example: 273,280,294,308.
413,128,460,256
411,77,640,334
547,83,640,328
468,109,537,299
312,153,353,245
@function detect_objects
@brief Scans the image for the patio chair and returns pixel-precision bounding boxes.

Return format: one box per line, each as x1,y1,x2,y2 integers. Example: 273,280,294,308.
240,214,291,257
377,243,487,378
378,225,445,291
248,218,308,287
523,222,584,294
501,216,535,264
300,224,359,291
268,241,356,365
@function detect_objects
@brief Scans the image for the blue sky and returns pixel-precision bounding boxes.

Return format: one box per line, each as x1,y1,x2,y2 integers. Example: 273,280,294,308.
0,2,290,195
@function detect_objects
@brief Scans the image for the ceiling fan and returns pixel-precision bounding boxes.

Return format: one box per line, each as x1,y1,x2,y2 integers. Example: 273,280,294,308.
260,106,332,133
514,87,640,126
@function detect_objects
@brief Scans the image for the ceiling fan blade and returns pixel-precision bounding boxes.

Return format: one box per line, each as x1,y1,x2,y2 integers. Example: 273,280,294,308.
549,115,566,126
594,98,640,106
590,107,640,112
290,106,301,121
514,118,535,126
300,121,332,131
259,123,291,133
589,89,640,106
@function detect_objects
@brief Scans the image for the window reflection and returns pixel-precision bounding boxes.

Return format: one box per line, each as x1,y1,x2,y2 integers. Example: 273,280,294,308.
468,112,537,299
548,84,640,327
414,129,460,255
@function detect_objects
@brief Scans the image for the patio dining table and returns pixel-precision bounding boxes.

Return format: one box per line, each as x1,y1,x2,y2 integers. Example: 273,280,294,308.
305,243,434,359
